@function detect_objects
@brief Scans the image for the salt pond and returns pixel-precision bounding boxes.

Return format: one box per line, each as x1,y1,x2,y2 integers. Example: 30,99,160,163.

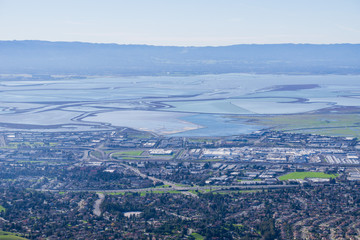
1,73,360,136
85,110,201,135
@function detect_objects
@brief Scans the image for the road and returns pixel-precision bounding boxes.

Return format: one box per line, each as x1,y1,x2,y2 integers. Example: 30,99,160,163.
116,161,198,197
73,140,300,198
93,192,105,217
107,152,198,197
0,135,6,147
41,184,298,194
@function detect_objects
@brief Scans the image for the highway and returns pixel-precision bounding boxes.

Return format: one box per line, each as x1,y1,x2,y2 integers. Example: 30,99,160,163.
39,184,299,194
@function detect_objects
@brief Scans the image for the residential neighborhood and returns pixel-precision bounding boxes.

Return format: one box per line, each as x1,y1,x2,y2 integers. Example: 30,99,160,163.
0,129,360,238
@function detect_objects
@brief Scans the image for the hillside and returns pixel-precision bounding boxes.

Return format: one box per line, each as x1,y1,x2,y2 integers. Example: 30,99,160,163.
0,41,359,75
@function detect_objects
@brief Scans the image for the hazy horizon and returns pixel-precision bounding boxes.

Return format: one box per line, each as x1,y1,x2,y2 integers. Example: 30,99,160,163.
1,0,359,46
2,39,360,48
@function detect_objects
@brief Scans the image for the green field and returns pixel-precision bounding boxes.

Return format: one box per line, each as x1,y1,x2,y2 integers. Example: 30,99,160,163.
191,233,204,240
237,179,261,182
106,192,126,195
0,231,27,240
120,157,138,160
174,183,189,187
112,150,143,156
279,172,338,181
0,236,27,240
0,206,5,212
140,190,182,196
235,113,360,138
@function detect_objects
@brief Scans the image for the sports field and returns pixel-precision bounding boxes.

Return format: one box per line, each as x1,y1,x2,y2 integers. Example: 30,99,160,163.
112,150,144,156
279,172,338,181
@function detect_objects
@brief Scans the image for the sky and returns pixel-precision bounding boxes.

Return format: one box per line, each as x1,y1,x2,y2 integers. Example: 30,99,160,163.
0,0,359,46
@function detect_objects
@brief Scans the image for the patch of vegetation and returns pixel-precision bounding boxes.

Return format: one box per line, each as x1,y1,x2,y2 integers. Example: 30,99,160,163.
0,205,5,212
121,157,138,160
299,127,360,137
237,179,261,182
189,189,213,195
189,190,199,195
279,172,338,181
174,183,189,187
0,231,27,240
106,192,125,195
233,224,244,228
236,113,360,138
213,189,265,195
113,150,144,156
0,236,27,240
0,145,16,149
191,232,204,240
140,190,182,196
155,184,171,188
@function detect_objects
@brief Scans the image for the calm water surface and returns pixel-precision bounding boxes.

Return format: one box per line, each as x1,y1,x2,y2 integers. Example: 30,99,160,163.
1,74,360,136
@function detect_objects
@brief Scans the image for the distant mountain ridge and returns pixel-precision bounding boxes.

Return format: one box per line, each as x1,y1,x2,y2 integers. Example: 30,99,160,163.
0,40,359,75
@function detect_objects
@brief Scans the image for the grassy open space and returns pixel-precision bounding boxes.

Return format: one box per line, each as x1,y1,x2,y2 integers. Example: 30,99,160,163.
0,231,27,240
112,150,143,156
237,179,261,182
175,183,190,187
140,190,182,196
120,157,138,160
279,172,338,181
0,236,27,240
191,233,204,240
235,113,360,138
0,205,5,212
106,192,126,195
298,127,360,138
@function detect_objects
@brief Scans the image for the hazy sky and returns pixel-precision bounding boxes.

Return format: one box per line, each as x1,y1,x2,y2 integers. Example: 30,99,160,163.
0,0,359,46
